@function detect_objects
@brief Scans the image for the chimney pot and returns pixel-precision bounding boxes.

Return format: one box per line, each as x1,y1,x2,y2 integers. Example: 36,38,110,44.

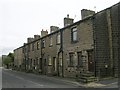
67,14,69,18
64,15,74,27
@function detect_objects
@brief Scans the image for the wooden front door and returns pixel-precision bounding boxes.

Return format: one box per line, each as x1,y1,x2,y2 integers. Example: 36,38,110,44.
43,59,47,75
53,57,57,72
39,58,42,70
87,50,94,72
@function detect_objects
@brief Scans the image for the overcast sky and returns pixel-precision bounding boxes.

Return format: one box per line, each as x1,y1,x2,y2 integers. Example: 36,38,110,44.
0,0,119,56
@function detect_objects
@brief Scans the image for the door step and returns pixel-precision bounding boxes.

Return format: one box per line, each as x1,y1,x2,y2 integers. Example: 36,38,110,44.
77,72,97,83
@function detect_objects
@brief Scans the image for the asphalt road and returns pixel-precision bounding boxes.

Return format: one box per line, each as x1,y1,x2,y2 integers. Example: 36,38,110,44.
2,68,80,88
0,67,2,89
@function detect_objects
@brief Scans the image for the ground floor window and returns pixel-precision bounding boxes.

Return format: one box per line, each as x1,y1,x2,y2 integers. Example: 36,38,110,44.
69,53,74,66
77,52,83,67
48,56,52,65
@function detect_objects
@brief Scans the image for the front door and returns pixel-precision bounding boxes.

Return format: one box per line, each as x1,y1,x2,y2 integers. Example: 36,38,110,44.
58,53,63,77
43,59,47,75
39,58,42,71
53,57,57,72
87,50,94,72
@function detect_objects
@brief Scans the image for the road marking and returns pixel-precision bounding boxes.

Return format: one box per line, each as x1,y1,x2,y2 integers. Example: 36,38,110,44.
3,71,44,87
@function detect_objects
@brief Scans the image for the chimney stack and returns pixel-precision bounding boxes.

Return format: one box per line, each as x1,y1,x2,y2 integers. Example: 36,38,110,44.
34,35,40,40
50,26,59,33
23,43,26,45
81,9,95,19
41,29,48,37
27,38,34,43
64,14,74,27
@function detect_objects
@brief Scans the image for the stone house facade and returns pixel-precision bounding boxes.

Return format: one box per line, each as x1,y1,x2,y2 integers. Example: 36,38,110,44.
14,46,24,70
14,2,119,79
62,16,94,78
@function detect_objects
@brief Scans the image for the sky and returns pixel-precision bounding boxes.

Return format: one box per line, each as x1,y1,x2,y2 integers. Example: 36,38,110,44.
0,0,119,56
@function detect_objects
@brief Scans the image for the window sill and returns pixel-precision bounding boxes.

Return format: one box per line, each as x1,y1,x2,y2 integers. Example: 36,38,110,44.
71,40,78,44
76,65,83,68
49,45,53,47
56,43,61,45
68,65,74,67
41,47,45,49
48,65,52,66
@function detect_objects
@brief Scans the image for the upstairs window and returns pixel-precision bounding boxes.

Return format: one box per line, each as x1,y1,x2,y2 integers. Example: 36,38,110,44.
22,48,24,53
32,43,34,51
71,27,77,42
37,42,40,50
57,34,60,44
42,40,45,48
28,45,30,52
49,37,53,46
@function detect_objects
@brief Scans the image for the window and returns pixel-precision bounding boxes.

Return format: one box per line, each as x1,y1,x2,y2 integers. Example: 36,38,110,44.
69,53,74,66
49,37,53,46
42,40,45,48
57,34,60,44
32,43,34,51
37,42,40,50
48,56,52,65
22,48,24,53
28,45,30,52
77,52,83,67
71,27,77,42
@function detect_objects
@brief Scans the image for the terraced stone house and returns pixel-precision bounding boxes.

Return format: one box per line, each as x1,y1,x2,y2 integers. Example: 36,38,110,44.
14,2,119,81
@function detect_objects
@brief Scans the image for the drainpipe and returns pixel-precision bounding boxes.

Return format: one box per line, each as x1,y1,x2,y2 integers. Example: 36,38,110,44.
61,30,64,77
92,16,97,77
57,29,64,77
40,40,43,74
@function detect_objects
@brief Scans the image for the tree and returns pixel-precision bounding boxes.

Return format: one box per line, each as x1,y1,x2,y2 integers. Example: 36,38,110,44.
8,53,14,62
3,56,12,69
3,53,14,69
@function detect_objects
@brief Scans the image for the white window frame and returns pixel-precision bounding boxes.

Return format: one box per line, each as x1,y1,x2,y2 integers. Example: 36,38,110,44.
48,56,52,65
57,34,60,44
72,27,77,42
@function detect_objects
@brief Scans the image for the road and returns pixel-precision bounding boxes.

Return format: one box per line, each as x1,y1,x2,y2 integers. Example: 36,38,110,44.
2,69,80,88
2,68,118,88
0,67,2,89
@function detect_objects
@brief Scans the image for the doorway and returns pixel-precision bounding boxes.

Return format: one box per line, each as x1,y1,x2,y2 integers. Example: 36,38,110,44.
87,50,94,72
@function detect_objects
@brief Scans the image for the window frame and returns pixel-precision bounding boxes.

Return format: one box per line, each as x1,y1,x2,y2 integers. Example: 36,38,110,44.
68,53,74,67
41,39,45,48
28,44,30,52
56,34,60,44
48,56,52,66
37,42,40,50
77,51,83,67
32,43,34,51
49,36,53,47
71,27,78,43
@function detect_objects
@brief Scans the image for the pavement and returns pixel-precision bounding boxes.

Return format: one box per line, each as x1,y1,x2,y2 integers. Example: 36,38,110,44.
2,68,118,88
49,75,118,88
44,73,118,88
